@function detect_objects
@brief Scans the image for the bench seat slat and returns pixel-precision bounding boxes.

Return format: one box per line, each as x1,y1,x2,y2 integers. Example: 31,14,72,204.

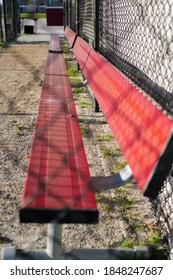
82,49,173,198
49,34,62,53
20,73,98,224
45,53,68,76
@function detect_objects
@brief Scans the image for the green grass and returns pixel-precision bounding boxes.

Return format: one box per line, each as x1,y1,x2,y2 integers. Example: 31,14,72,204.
118,231,162,249
63,44,70,53
119,238,137,248
110,186,167,257
70,77,81,82
15,123,25,136
15,122,34,136
113,191,134,211
97,133,114,141
148,231,161,245
66,62,77,77
72,87,86,94
79,101,92,108
20,13,46,19
80,125,89,136
102,148,113,157
72,92,81,101
112,160,127,173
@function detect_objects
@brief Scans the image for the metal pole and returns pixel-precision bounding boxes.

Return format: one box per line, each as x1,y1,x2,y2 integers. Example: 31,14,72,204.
76,0,79,35
93,0,100,111
69,0,72,28
0,3,3,43
46,222,62,259
64,0,68,28
2,0,7,41
94,0,100,51
12,0,17,38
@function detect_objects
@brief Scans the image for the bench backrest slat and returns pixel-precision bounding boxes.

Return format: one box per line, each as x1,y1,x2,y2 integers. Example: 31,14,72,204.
83,48,173,198
72,36,91,71
65,28,173,198
64,26,77,48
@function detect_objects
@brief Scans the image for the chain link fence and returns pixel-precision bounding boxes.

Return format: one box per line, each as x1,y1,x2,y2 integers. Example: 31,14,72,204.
65,0,173,259
98,0,173,117
0,0,20,43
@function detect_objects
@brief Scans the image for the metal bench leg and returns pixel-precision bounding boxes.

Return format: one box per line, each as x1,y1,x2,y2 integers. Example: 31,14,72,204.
1,223,62,260
1,247,16,260
94,98,100,112
92,165,133,191
65,55,76,62
71,79,87,88
46,222,62,259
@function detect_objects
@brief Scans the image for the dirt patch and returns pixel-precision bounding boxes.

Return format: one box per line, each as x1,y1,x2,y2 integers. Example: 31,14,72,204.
0,41,161,256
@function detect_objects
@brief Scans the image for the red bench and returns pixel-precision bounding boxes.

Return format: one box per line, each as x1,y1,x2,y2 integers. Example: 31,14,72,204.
20,36,98,224
45,52,68,76
64,26,77,49
65,27,173,199
49,34,63,53
72,36,91,71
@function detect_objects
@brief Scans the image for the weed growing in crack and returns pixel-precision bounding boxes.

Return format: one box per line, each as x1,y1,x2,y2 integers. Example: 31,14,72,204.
97,133,114,141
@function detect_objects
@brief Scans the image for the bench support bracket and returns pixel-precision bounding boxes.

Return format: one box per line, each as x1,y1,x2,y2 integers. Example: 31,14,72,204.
70,80,87,88
92,165,133,191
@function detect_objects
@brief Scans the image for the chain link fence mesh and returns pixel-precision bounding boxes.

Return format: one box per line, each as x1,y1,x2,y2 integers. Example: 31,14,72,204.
69,0,77,31
78,0,95,45
98,0,173,117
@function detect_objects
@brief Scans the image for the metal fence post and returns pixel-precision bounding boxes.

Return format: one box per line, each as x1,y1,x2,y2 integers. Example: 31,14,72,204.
94,0,100,51
76,0,79,35
2,0,7,41
0,4,4,43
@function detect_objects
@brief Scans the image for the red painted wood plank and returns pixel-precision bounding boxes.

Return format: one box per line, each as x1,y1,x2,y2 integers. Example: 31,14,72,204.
83,49,173,198
45,53,68,76
64,26,77,48
20,74,98,223
64,28,91,71
72,36,91,71
49,34,62,53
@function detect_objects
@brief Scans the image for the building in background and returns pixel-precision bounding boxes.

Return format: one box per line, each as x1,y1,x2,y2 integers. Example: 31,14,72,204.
18,0,63,13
